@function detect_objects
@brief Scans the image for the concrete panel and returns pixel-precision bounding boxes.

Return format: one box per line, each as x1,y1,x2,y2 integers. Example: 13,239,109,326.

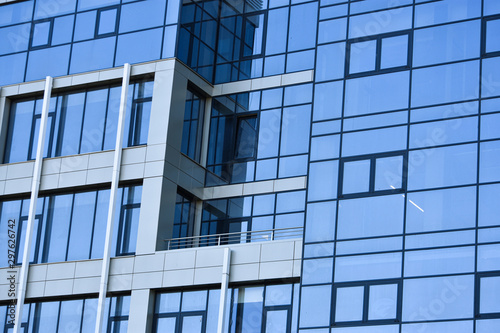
60,155,89,172
133,254,165,273
163,269,195,287
46,262,76,280
73,277,100,294
108,274,133,291
242,181,274,196
75,260,102,278
164,250,196,270
193,266,221,284
212,184,244,199
132,272,163,290
259,261,294,280
40,174,59,190
250,75,281,91
110,257,135,275
128,289,155,333
231,244,261,265
230,264,260,282
155,60,175,72
145,144,166,162
41,158,61,175
0,181,6,195
0,165,7,180
260,241,295,262
144,161,164,178
274,176,307,192
123,147,147,164
52,76,72,89
293,259,301,277
98,68,123,81
281,70,314,85
18,81,45,95
0,85,20,97
72,72,100,86
26,282,45,298
4,178,31,194
294,241,302,259
120,163,145,180
58,170,87,188
44,279,74,296
86,167,112,185
6,162,34,179
88,151,114,169
195,247,224,267
221,80,252,95
131,62,156,76
28,265,47,282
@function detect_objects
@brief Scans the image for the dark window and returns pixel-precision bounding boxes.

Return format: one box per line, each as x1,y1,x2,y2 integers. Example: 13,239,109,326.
339,152,407,198
206,96,259,184
168,190,196,249
333,280,402,326
476,272,500,319
346,31,412,77
482,15,500,57
182,88,205,162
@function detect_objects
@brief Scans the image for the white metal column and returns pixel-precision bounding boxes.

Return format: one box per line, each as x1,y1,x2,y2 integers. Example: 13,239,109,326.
217,248,231,333
199,96,212,167
95,63,131,333
13,76,53,333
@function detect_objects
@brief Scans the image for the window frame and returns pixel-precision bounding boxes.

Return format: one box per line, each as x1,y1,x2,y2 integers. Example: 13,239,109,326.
338,151,407,199
345,30,413,78
95,5,120,38
29,18,54,50
332,279,402,327
475,271,500,319
481,15,500,58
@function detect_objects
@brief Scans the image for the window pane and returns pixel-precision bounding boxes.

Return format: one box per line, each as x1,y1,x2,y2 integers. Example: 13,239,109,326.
380,35,408,69
343,159,370,194
58,93,85,156
98,8,117,35
265,310,288,333
235,116,257,159
486,19,500,54
32,21,51,47
375,156,403,190
299,285,331,327
480,276,500,314
80,88,108,153
67,192,96,261
45,195,73,263
349,40,377,74
182,291,207,312
5,100,34,163
35,302,59,332
156,317,176,332
335,286,364,322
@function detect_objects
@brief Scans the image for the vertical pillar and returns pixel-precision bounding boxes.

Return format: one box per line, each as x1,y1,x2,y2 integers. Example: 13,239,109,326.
135,62,188,254
127,289,155,333
199,96,212,167
13,76,53,333
217,248,231,333
95,63,131,333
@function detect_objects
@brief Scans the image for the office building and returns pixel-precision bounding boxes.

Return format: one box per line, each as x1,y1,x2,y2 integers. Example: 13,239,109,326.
1,0,500,332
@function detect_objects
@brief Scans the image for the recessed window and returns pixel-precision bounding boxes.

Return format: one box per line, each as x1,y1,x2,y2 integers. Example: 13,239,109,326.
30,19,53,49
182,88,205,162
96,6,119,37
333,280,401,326
346,31,411,77
483,15,500,56
339,152,406,198
235,115,258,160
476,272,500,318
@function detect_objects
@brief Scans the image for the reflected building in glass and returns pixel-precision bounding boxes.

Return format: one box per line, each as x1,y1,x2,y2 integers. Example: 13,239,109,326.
1,0,500,332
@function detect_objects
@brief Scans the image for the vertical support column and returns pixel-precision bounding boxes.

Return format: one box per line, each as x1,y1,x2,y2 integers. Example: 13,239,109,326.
95,63,131,333
127,289,155,333
135,62,188,254
199,96,212,167
217,248,231,333
13,76,53,333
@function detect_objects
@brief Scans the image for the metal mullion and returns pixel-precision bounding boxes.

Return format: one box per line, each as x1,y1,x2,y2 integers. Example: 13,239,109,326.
362,283,369,322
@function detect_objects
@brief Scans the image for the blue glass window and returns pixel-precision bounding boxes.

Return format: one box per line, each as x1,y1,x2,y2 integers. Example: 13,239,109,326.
347,31,411,77
339,153,406,198
333,281,401,325
182,88,205,162
483,16,500,56
97,7,119,37
0,185,142,266
4,81,152,164
477,273,500,318
31,20,52,48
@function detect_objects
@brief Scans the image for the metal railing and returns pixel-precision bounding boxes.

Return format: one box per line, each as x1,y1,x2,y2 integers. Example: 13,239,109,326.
165,227,303,250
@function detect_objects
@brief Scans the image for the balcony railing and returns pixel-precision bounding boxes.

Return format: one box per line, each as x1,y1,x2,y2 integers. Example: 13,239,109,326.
165,227,303,250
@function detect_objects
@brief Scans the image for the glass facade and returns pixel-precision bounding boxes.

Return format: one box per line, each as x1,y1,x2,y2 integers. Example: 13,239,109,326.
1,0,500,332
